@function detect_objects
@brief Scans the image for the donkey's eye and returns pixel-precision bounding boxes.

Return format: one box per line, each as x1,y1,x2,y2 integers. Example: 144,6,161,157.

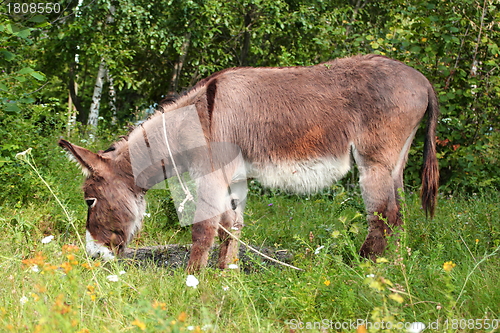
231,198,239,211
85,198,97,208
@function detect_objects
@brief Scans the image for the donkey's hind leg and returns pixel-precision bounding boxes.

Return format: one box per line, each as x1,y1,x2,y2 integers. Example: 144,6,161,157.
357,163,403,259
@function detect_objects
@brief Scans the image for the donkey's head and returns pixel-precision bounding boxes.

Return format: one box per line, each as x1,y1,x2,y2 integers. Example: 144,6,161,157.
59,139,145,259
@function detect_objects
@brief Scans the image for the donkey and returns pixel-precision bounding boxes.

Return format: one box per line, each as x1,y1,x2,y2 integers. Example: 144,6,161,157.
59,54,439,272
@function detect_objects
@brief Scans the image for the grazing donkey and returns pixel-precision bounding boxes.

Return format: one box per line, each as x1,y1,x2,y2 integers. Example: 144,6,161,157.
59,54,439,272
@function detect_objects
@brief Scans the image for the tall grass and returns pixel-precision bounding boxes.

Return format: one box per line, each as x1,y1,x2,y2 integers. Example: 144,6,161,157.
0,147,499,332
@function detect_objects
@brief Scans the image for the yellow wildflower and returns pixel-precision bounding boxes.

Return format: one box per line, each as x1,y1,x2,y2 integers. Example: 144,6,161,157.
43,264,59,272
443,261,456,272
62,244,80,253
388,293,404,304
81,262,92,270
35,284,47,293
61,261,73,273
86,284,97,302
53,294,71,315
178,311,187,322
152,300,167,310
132,319,146,331
357,325,368,333
22,252,46,267
376,257,389,264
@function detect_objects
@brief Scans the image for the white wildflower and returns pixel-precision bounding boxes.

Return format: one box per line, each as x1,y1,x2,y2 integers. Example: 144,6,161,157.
41,235,54,244
20,296,29,305
314,245,325,254
222,286,229,291
15,148,32,160
119,270,126,275
366,274,375,278
407,322,426,333
228,264,238,269
186,275,199,288
31,265,40,273
106,274,119,282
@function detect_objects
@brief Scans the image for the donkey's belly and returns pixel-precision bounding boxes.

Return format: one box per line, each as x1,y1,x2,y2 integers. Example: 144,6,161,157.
245,154,351,194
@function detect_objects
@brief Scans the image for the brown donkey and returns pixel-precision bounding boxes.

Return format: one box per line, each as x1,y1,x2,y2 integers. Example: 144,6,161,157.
59,54,439,272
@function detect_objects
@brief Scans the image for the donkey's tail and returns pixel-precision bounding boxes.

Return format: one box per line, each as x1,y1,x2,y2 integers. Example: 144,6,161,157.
421,86,440,218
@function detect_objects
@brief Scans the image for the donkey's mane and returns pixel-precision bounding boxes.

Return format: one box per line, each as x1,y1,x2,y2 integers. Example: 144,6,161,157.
104,75,204,153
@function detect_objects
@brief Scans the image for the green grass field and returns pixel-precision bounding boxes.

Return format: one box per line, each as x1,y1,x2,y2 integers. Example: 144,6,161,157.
0,149,499,332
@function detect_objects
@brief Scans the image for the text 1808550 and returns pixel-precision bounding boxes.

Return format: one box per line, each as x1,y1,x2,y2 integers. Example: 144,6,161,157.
7,3,61,14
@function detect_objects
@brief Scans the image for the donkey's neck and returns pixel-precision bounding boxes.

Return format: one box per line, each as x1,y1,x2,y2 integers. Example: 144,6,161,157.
122,108,211,190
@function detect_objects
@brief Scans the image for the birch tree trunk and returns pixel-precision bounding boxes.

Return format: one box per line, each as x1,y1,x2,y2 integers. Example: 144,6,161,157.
67,82,77,137
168,32,191,97
107,69,118,125
87,60,107,130
240,9,253,66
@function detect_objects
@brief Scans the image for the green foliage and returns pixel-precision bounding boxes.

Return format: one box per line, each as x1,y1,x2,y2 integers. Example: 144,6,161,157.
378,0,500,192
0,103,67,204
0,14,48,113
2,0,500,196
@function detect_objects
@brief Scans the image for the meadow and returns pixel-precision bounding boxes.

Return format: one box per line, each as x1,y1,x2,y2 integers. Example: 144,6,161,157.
0,145,499,333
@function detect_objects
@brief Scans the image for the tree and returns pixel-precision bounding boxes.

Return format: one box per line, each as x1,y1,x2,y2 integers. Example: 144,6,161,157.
87,59,107,130
2,0,498,200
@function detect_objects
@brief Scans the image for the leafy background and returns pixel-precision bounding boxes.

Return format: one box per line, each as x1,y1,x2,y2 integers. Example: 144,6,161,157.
1,0,499,205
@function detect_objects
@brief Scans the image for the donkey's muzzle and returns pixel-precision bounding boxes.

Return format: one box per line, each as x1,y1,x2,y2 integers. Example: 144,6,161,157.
85,231,115,260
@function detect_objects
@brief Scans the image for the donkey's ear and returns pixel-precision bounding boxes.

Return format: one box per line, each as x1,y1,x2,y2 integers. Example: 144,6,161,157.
58,139,104,177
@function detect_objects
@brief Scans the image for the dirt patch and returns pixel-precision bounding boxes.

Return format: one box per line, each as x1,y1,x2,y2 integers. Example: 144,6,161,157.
122,244,294,272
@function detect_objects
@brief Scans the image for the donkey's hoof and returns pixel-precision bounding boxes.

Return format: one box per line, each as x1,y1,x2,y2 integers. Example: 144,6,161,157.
359,234,387,260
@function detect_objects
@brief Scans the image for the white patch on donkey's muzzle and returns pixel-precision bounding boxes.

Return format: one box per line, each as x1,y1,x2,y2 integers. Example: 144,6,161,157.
86,230,115,260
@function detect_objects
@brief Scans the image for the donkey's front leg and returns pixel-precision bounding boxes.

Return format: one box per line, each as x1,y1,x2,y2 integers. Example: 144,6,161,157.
217,208,244,269
187,217,219,273
187,170,229,272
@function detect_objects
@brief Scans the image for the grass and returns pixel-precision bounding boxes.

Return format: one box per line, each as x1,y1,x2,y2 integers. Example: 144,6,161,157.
0,148,499,332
